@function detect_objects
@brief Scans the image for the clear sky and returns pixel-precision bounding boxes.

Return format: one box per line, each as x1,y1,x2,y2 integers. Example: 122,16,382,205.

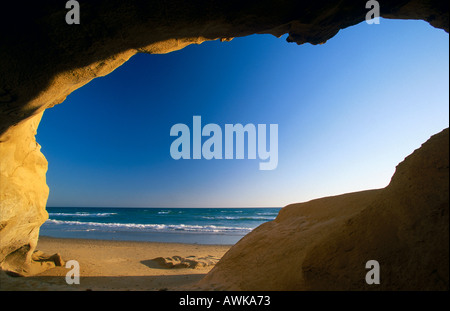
37,19,449,208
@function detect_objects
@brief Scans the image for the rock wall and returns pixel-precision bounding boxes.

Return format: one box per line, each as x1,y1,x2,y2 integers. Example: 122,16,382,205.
0,113,49,274
0,0,448,276
198,129,449,290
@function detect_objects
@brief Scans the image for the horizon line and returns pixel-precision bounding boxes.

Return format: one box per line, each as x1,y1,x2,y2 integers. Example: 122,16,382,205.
46,206,282,209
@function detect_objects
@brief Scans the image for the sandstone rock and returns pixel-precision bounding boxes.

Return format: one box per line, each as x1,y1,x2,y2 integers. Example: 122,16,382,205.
198,129,449,290
32,251,65,267
151,255,220,269
0,113,49,276
0,0,448,276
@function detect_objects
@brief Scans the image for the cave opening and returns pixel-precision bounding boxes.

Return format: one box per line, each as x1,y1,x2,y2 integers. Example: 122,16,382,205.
0,0,448,289
34,19,449,247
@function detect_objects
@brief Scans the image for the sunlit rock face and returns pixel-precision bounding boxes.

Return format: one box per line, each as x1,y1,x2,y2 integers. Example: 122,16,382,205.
0,113,49,275
0,0,448,276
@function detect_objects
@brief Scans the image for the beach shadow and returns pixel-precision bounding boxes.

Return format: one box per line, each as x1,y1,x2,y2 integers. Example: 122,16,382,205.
141,256,220,270
141,259,167,270
1,273,206,291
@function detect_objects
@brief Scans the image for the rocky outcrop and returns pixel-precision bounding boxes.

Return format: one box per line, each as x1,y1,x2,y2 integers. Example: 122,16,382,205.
0,0,448,276
0,112,51,275
198,129,449,290
150,255,220,269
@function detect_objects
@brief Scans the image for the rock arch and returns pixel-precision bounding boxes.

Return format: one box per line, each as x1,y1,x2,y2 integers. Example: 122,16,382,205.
0,0,448,284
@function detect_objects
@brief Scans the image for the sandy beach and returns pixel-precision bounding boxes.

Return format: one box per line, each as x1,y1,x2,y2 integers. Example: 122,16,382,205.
0,236,231,291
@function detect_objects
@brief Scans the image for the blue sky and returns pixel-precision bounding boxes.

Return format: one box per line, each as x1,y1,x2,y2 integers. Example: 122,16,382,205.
37,19,449,208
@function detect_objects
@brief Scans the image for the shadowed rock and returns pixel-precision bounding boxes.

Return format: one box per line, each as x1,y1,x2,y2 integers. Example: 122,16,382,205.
149,255,220,269
0,0,448,277
197,129,449,290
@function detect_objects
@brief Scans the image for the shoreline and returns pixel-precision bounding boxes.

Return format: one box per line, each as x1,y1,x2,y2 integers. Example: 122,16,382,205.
1,236,232,291
38,235,236,247
40,206,280,246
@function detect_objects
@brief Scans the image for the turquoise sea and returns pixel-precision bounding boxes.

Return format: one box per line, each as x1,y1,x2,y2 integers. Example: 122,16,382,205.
41,207,281,245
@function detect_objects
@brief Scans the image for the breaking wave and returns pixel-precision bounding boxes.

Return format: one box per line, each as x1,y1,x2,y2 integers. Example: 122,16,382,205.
45,219,253,234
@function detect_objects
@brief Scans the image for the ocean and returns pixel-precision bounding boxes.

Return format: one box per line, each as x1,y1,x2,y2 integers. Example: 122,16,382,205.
41,207,281,245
